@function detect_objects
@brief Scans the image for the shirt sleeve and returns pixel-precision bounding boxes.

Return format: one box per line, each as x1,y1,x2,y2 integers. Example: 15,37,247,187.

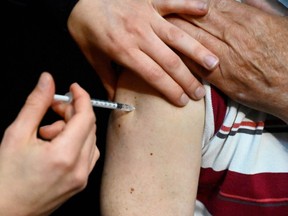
279,0,288,8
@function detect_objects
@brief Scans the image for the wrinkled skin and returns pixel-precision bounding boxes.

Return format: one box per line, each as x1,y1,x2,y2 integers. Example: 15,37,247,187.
243,0,288,16
167,0,288,123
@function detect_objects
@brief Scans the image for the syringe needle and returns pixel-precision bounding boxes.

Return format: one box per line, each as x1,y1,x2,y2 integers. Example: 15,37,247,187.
90,98,135,111
116,103,136,112
53,94,135,112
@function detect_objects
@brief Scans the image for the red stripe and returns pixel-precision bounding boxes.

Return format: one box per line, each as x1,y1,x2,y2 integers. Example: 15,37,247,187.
219,191,288,203
198,198,288,216
197,168,288,216
199,168,288,200
211,85,227,134
222,172,288,200
220,121,265,132
197,168,288,215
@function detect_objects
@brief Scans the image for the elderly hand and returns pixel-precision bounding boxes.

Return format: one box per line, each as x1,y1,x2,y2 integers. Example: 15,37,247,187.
67,0,219,106
242,0,288,16
168,0,288,123
0,72,99,216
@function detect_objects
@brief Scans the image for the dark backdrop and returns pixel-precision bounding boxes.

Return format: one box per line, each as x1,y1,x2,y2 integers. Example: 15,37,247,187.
3,1,109,215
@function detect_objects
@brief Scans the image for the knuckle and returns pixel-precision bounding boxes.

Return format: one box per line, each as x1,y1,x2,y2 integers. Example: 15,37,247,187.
3,124,19,143
106,22,145,54
168,86,186,105
26,91,42,105
145,67,166,83
88,112,96,125
173,87,186,100
233,91,247,104
107,38,125,54
105,32,130,54
181,78,202,98
185,76,201,92
82,112,96,129
53,160,88,191
70,172,88,191
25,93,46,112
193,30,206,43
126,23,145,37
166,54,182,71
164,25,184,44
55,158,73,171
161,54,182,73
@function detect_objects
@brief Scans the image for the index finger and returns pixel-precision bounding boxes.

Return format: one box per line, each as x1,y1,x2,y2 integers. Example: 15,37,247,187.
52,83,96,152
166,16,229,82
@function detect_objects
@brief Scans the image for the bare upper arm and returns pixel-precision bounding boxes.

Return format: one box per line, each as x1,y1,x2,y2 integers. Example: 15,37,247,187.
101,70,205,216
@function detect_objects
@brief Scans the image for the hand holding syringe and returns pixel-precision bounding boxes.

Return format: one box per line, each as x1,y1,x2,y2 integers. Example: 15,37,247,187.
54,93,135,112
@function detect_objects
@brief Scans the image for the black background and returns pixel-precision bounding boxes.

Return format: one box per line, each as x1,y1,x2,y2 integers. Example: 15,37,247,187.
3,1,109,215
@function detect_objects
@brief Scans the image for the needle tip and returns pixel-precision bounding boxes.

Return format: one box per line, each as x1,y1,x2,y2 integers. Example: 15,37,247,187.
118,103,135,112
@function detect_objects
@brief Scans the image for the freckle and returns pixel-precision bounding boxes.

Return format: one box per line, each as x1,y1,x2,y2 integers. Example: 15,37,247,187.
130,187,135,194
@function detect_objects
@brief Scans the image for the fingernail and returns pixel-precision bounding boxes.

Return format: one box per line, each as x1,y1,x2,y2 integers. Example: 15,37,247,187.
195,86,206,99
180,93,190,106
38,72,50,90
204,55,219,70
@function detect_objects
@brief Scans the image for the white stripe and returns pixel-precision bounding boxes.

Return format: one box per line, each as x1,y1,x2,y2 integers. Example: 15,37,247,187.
202,90,288,174
194,200,212,216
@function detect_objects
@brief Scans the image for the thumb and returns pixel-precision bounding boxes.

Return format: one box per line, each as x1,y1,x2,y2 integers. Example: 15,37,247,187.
14,72,55,136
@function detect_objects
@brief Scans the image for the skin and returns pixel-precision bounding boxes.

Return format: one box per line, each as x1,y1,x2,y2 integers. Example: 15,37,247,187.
67,0,219,107
101,1,287,215
242,0,288,16
0,72,99,216
166,0,288,123
100,70,204,216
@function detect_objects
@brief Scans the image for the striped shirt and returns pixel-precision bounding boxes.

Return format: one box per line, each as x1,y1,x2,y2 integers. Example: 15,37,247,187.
195,84,288,215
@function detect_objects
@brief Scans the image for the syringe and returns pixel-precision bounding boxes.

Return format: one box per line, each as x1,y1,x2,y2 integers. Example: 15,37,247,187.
54,93,135,112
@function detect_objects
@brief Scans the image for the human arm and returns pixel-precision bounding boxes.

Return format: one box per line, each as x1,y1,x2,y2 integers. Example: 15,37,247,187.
0,72,99,216
242,0,288,16
8,0,217,106
100,70,204,215
67,0,219,106
167,0,288,123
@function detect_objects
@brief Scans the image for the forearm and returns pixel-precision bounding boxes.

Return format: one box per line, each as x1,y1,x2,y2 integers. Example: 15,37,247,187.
101,71,205,215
